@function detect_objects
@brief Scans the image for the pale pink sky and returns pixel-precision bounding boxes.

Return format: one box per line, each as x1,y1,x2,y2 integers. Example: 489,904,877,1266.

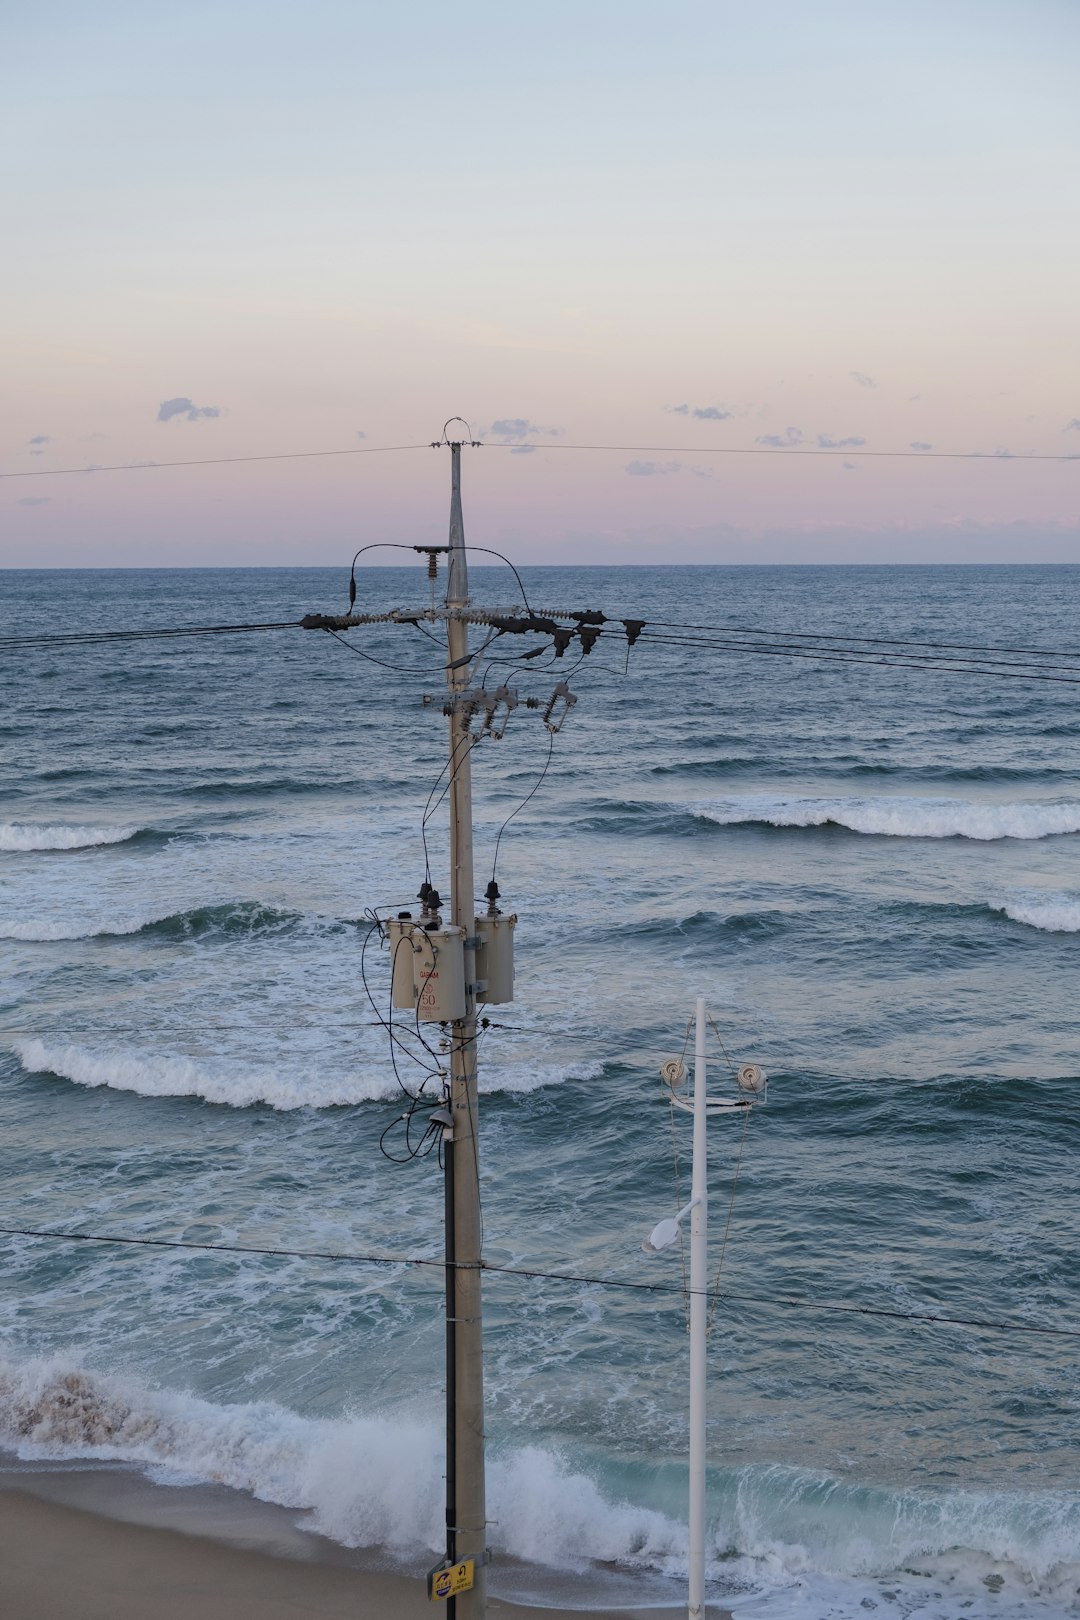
3,0,1079,565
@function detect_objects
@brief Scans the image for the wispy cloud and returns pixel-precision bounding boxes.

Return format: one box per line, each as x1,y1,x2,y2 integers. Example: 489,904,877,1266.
667,403,732,421
356,430,367,440
17,495,49,505
910,441,933,452
626,460,682,476
1065,419,1080,432
510,445,535,455
28,434,49,456
157,397,222,423
817,434,866,449
486,418,560,442
756,427,804,448
842,462,857,472
849,371,876,389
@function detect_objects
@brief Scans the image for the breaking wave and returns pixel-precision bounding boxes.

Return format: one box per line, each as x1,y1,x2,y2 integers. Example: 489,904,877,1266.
997,894,1080,933
0,901,311,944
10,1039,599,1111
0,1356,1077,1615
0,822,141,853
689,795,1080,842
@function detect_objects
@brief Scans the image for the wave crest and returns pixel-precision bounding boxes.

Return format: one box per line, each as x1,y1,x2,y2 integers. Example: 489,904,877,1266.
998,894,1080,933
10,1039,597,1110
0,822,140,853
690,795,1080,842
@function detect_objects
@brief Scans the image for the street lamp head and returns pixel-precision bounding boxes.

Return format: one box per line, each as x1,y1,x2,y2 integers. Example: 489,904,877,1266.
642,1216,682,1253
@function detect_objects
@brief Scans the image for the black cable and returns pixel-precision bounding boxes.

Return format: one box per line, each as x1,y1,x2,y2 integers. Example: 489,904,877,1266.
611,629,1080,687
0,619,303,651
1,1223,1077,1342
621,628,1080,679
324,627,443,677
639,618,1080,663
490,731,556,885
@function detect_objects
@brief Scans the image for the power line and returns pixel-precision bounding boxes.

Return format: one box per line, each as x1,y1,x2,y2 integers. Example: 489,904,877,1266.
639,619,1080,663
6,441,1079,482
0,1222,1076,1343
492,443,1080,463
620,629,1080,686
0,618,303,651
0,444,431,481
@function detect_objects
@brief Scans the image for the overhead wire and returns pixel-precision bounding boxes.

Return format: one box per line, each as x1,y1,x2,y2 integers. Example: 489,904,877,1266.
1,1222,1077,1343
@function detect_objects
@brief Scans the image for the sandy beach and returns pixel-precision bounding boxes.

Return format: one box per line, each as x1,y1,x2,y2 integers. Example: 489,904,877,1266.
0,1483,725,1620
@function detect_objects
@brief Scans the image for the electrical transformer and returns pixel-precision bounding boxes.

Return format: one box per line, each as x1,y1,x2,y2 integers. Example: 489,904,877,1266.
474,913,516,1004
386,918,467,1022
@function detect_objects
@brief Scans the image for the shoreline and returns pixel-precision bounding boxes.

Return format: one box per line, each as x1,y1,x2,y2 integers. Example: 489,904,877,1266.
0,1465,729,1620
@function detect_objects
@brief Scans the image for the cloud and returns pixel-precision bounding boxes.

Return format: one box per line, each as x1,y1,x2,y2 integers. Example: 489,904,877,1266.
157,397,222,423
666,403,732,420
626,460,682,476
17,496,49,505
842,462,857,472
910,441,933,452
849,371,876,388
29,433,49,456
29,434,49,445
1065,419,1080,432
486,418,560,442
755,427,804,448
356,430,367,440
510,445,535,455
817,434,866,449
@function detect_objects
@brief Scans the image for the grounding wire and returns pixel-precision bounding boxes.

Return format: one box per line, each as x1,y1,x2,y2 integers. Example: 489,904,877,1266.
1,1223,1078,1342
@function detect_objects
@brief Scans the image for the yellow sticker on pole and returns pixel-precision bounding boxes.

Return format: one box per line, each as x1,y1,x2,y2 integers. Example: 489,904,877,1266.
427,1559,475,1601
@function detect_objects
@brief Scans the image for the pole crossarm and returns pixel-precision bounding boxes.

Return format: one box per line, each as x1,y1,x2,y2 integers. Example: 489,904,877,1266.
300,606,608,632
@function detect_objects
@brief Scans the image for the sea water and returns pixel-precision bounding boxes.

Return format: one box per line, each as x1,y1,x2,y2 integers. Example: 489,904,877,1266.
1,564,1079,1618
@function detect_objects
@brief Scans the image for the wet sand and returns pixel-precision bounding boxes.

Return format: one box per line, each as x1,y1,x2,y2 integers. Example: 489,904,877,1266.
0,1485,730,1620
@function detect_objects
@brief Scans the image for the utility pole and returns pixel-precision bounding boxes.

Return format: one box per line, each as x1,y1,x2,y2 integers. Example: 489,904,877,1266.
300,424,646,1613
443,436,487,1617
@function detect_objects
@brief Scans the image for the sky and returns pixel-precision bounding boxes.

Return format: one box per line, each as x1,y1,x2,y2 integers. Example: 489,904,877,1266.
3,0,1079,566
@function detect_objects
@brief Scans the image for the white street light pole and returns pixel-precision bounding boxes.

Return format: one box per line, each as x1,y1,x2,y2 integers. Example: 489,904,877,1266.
644,1002,767,1620
687,993,708,1620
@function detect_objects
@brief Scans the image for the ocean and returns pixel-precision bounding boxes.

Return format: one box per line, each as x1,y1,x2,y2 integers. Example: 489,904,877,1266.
1,563,1079,1618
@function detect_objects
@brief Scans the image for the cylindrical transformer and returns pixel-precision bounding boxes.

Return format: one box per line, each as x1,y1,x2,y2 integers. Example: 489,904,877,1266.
386,917,420,1010
412,925,467,1022
474,913,516,1004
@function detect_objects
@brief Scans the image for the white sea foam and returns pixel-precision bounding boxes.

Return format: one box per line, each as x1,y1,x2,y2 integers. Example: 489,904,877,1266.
691,795,1080,842
10,1039,599,1111
0,918,146,942
0,1356,1076,1617
0,822,140,852
998,893,1080,933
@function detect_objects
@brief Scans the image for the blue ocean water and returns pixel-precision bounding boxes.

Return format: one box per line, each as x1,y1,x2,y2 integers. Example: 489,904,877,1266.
1,563,1079,1618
